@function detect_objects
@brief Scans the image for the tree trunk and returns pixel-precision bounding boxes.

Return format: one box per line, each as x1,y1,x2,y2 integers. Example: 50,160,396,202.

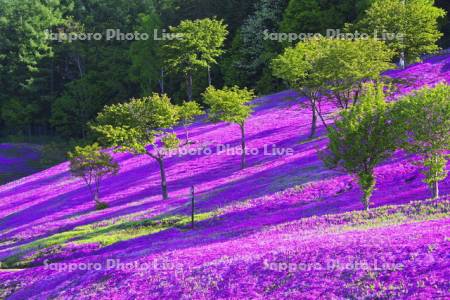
207,66,212,86
157,158,169,200
94,191,100,204
310,102,317,138
358,171,375,211
191,186,195,229
432,181,439,199
313,100,328,131
93,177,101,204
399,51,406,69
363,195,370,211
186,73,193,101
240,124,246,169
160,68,165,94
185,125,190,144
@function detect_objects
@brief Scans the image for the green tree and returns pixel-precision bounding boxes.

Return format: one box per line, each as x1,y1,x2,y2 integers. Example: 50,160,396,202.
222,0,288,90
91,94,180,200
392,83,450,199
0,0,67,134
46,0,156,138
50,76,104,138
272,37,394,137
356,0,446,64
324,83,398,210
0,0,66,95
202,86,255,169
280,0,371,37
272,37,327,138
179,101,203,144
129,8,165,95
164,18,228,101
68,143,119,210
1,99,37,137
319,38,394,109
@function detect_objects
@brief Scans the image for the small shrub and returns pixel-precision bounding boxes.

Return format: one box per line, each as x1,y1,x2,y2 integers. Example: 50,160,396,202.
69,143,119,208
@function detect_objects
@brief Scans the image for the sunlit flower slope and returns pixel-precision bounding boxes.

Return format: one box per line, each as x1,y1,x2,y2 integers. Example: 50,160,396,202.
0,55,449,299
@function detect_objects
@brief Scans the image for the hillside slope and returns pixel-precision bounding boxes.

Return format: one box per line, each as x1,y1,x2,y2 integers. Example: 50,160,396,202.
0,144,42,185
0,55,449,299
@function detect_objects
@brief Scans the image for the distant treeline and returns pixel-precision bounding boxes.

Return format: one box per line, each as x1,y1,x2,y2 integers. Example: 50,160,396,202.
0,0,448,140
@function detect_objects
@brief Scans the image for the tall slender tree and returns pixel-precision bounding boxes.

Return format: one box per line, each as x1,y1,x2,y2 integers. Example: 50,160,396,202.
203,86,255,169
324,83,398,210
164,18,228,101
392,83,450,199
356,0,445,64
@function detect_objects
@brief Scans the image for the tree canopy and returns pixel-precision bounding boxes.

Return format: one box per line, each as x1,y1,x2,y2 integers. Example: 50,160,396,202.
325,83,398,210
356,0,446,63
392,83,450,199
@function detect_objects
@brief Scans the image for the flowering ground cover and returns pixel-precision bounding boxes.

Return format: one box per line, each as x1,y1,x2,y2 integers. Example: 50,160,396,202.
0,55,449,299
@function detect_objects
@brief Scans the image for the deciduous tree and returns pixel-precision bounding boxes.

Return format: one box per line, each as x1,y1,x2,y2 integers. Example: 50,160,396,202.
324,83,398,210
179,101,203,144
69,143,119,210
356,0,445,64
164,18,228,100
392,83,450,199
91,94,181,200
203,86,255,169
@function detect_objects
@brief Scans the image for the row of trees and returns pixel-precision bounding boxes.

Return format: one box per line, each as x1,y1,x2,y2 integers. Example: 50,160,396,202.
71,80,449,210
65,0,448,209
326,83,449,210
270,33,449,209
70,86,255,205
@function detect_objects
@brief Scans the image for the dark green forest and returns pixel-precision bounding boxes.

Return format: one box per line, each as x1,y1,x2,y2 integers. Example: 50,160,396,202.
0,0,448,142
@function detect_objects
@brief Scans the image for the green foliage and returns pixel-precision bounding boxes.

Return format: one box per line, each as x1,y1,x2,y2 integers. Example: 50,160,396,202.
50,76,104,138
392,83,450,198
272,37,394,136
356,0,446,62
318,38,395,108
179,101,203,125
129,9,164,95
92,94,180,155
280,0,371,36
0,99,37,134
272,37,325,89
68,143,119,206
179,101,203,143
164,18,228,100
325,83,398,210
203,86,255,168
221,0,287,90
0,0,448,144
0,0,67,134
0,0,66,92
203,86,255,126
272,37,327,137
91,93,181,199
272,37,393,100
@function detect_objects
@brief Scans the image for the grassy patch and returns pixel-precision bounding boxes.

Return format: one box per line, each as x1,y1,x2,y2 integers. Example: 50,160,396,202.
1,212,213,269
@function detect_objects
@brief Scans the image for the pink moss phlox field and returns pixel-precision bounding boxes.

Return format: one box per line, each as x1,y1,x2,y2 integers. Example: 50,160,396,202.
0,55,449,299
